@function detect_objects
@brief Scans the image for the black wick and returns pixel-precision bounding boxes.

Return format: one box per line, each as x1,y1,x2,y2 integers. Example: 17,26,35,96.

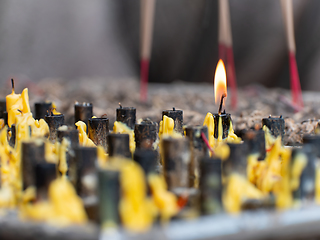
218,94,226,115
11,79,14,91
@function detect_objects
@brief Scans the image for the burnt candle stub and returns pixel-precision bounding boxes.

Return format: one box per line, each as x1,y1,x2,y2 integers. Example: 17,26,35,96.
302,134,320,158
242,129,266,160
213,113,231,139
74,102,93,124
22,140,46,189
199,157,222,215
262,116,285,141
98,169,121,226
133,149,158,175
223,142,248,177
0,99,6,119
107,133,131,159
185,125,209,187
44,113,65,141
9,124,16,147
34,102,52,120
88,117,109,149
162,137,190,190
35,162,57,201
162,109,183,133
134,119,157,149
291,145,316,201
116,106,136,129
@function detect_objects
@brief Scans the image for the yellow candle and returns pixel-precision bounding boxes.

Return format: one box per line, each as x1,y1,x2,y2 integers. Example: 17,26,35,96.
75,121,96,147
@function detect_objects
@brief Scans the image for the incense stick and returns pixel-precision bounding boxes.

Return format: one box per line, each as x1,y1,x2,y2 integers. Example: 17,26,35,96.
218,0,237,110
280,0,303,108
140,0,156,102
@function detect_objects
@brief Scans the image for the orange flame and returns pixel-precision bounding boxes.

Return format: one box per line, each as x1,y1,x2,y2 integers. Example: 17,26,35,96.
214,59,227,104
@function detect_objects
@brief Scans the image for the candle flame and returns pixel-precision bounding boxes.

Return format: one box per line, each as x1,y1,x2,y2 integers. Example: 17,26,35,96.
214,59,227,104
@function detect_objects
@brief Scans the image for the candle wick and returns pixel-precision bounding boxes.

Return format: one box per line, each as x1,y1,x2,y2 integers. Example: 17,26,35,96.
218,94,226,114
11,79,15,92
17,109,22,114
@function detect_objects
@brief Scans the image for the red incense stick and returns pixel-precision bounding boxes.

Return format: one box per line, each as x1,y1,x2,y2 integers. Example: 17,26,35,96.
140,0,156,102
281,0,303,108
218,0,237,110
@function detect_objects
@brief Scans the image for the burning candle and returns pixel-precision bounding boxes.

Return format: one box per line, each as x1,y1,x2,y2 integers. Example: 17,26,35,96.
162,108,183,134
88,117,109,149
116,105,136,129
74,102,93,125
34,102,52,120
134,118,157,149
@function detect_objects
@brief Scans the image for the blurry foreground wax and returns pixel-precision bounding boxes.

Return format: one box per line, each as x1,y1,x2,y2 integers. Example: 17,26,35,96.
88,117,109,149
162,137,190,190
134,119,157,149
0,99,6,119
22,140,45,189
303,134,320,158
185,125,209,187
107,133,131,158
98,169,121,228
57,126,79,150
116,106,136,129
162,108,183,134
75,102,93,124
262,116,285,141
44,113,65,141
34,102,52,120
200,157,223,215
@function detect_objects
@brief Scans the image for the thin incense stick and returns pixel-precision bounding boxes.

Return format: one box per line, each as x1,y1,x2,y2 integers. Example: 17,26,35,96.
140,0,156,102
218,0,237,110
281,0,303,108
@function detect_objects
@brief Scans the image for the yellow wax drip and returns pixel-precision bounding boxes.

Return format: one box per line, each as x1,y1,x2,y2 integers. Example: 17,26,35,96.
113,121,136,153
75,121,96,147
59,138,70,177
203,112,215,148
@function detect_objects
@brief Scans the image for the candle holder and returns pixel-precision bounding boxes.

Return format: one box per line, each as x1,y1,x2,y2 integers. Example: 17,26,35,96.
116,106,136,129
262,116,285,141
185,125,209,187
302,134,320,158
35,162,57,201
242,129,266,160
74,102,93,124
98,169,121,227
162,137,190,190
44,113,65,141
162,108,183,133
213,112,231,139
223,143,248,177
134,119,157,149
88,117,109,149
34,102,52,120
21,140,45,189
107,133,131,159
133,149,159,175
291,145,316,201
199,157,222,215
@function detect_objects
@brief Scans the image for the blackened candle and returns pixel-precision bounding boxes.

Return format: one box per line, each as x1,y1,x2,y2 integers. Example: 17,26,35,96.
162,108,183,133
116,106,136,129
134,119,157,149
44,113,65,141
262,116,285,141
34,102,52,120
74,102,93,124
88,117,109,149
107,133,131,159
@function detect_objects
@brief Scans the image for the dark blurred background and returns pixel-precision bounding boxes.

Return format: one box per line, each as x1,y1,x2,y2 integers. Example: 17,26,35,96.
0,0,320,90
